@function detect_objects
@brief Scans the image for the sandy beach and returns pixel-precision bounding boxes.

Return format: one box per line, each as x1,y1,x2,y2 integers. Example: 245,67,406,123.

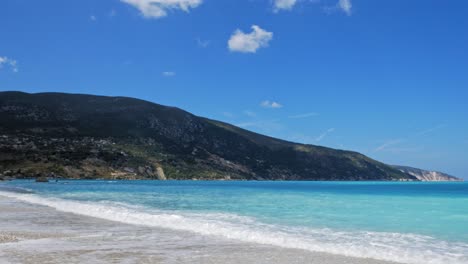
0,195,399,264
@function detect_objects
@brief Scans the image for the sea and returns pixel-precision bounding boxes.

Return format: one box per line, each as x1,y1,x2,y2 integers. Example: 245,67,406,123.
1,180,467,264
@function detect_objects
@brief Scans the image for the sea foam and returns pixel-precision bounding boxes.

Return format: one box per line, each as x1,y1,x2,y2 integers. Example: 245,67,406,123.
1,191,467,264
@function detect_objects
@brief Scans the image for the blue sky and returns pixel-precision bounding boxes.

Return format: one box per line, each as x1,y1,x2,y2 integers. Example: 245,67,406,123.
1,0,467,178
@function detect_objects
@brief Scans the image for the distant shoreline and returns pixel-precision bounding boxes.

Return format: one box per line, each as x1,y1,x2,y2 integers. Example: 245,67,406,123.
1,178,464,183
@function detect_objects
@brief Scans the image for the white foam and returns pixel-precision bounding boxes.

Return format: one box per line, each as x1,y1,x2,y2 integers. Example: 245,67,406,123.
1,191,467,264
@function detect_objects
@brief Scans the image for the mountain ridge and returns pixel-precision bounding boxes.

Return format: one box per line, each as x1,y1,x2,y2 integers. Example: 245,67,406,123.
0,91,429,181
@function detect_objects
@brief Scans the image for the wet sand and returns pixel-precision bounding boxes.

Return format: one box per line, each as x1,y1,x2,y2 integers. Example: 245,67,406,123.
0,195,397,264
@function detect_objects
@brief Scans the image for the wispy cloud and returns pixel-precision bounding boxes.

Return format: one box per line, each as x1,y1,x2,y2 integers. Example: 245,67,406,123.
196,38,210,48
336,143,346,150
288,133,316,144
228,25,273,53
244,110,257,117
374,139,422,153
121,0,202,19
236,122,256,128
273,0,297,12
375,139,403,152
316,128,335,142
288,128,336,144
222,112,235,118
162,71,176,77
235,119,283,133
0,56,18,72
89,15,97,21
260,100,283,109
381,147,422,154
109,9,117,17
121,60,133,66
374,124,445,153
416,124,447,136
289,112,319,119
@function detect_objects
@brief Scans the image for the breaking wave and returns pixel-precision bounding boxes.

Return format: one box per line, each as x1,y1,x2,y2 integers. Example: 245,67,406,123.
1,191,467,264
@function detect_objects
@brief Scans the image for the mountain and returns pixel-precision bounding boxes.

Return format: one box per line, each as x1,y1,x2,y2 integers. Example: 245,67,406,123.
0,91,416,181
393,166,463,182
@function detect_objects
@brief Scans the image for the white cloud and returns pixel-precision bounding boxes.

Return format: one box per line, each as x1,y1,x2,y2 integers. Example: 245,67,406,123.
260,100,283,109
0,56,18,72
338,0,352,15
121,0,202,19
274,0,322,12
289,112,319,119
90,15,97,21
273,0,297,12
162,71,176,77
228,25,273,53
316,128,335,142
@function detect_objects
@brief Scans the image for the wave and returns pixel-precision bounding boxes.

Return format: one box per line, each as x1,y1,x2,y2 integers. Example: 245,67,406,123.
1,191,467,264
0,185,34,194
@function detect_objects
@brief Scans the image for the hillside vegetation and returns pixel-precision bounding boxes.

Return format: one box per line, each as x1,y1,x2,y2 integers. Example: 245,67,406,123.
0,91,415,181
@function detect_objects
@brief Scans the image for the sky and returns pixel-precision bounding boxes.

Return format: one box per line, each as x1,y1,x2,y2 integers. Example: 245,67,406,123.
1,0,467,179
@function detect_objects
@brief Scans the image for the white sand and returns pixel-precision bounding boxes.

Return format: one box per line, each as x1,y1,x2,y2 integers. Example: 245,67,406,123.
0,195,397,264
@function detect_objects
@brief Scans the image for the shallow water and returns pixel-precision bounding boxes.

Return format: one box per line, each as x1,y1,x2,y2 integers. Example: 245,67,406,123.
1,180,468,264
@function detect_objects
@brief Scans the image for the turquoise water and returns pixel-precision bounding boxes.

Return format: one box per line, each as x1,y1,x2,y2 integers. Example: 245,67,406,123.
1,180,468,264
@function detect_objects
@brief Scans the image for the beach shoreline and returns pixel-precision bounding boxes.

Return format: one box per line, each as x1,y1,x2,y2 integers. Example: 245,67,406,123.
0,194,397,264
